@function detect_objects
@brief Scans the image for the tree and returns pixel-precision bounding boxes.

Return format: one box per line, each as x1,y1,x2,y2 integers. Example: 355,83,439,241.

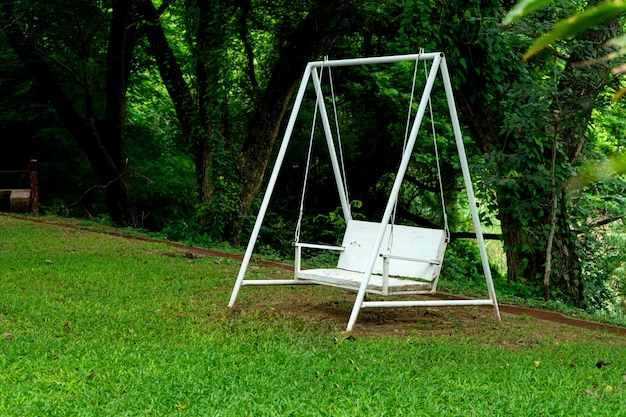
1,0,139,226
500,0,626,308
505,0,626,182
473,0,619,304
237,0,343,220
137,0,363,238
397,0,621,305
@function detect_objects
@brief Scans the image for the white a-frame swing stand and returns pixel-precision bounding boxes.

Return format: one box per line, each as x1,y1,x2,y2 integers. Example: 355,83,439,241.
229,52,501,332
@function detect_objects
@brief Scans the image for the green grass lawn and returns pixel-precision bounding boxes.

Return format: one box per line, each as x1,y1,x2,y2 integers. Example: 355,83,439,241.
1,215,625,416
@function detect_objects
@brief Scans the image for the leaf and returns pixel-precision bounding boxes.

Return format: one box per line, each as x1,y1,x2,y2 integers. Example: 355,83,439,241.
503,0,555,25
611,87,626,101
85,369,97,382
606,33,626,49
567,154,626,191
585,389,600,398
524,0,626,60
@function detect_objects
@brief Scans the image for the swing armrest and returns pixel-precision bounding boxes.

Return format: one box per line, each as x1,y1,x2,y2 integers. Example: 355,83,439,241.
293,242,344,277
294,242,345,252
380,253,441,265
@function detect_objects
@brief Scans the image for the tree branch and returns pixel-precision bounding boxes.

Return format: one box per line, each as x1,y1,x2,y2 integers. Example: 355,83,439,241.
238,0,258,89
32,46,84,86
65,170,152,211
543,132,559,301
589,215,625,228
136,0,200,146
403,173,464,194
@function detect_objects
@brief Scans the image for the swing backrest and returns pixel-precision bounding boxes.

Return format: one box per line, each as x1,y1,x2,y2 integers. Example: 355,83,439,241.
337,220,447,281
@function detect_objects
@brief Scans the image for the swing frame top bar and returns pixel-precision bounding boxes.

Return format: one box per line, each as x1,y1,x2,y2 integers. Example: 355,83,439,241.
228,52,501,333
307,52,443,68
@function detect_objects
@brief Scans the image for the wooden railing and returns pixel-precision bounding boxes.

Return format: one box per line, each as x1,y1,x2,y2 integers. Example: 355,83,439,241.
0,159,39,214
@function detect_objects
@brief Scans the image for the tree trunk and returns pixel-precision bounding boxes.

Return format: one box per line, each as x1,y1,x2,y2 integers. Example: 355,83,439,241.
138,0,237,236
238,0,341,217
136,0,199,144
543,22,618,305
192,0,236,229
99,0,137,227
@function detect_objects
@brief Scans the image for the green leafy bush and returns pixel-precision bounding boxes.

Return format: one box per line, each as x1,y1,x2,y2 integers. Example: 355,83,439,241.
440,238,504,294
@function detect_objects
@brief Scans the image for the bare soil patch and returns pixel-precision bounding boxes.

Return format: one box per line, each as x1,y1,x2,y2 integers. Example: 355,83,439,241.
231,267,626,346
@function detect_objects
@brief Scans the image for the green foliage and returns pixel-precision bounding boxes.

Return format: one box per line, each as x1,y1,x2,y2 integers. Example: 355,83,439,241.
440,239,494,290
195,165,242,240
505,0,626,60
126,127,196,231
568,177,626,311
125,67,196,231
460,0,626,308
504,0,556,25
570,101,626,189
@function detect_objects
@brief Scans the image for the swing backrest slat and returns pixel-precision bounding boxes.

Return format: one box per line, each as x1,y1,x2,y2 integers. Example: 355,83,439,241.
337,220,447,281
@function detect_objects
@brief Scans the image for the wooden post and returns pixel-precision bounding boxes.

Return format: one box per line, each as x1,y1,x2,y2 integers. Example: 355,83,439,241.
29,159,38,214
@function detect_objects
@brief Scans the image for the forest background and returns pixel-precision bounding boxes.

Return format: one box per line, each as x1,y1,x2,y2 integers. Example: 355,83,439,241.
1,0,625,321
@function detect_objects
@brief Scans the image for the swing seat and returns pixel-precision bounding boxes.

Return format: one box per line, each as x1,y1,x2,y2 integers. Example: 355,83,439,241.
294,220,447,295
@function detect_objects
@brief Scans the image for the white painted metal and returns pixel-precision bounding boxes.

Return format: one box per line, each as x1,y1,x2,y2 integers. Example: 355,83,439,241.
310,67,352,222
241,279,313,286
362,299,494,308
295,268,432,295
307,53,442,68
228,52,501,332
294,242,345,251
345,53,444,332
439,58,501,322
228,62,314,308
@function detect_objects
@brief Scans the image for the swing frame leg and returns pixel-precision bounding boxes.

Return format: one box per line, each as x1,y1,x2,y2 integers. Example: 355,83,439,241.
346,284,368,333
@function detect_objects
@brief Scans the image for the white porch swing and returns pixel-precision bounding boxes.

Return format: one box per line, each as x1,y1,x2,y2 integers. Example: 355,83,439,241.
229,52,501,332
